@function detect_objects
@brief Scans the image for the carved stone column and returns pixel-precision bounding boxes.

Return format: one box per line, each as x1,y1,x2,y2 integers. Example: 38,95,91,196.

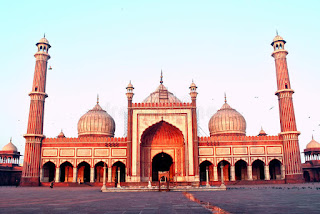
206,166,210,187
39,168,44,182
101,163,107,191
264,165,270,180
230,165,235,181
247,165,253,181
117,168,121,188
108,166,112,183
72,167,77,183
55,167,60,183
281,164,285,180
213,166,218,181
90,167,94,183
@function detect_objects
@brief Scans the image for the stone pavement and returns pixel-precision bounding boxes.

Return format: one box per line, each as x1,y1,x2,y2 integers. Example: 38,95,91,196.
0,187,210,214
1,184,320,213
191,183,320,214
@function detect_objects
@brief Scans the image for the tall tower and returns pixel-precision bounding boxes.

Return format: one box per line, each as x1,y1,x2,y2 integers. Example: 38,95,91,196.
21,37,51,186
189,81,199,181
126,81,134,177
271,34,303,182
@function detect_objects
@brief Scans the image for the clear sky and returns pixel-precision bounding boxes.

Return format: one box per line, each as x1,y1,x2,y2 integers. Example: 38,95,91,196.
1,0,319,162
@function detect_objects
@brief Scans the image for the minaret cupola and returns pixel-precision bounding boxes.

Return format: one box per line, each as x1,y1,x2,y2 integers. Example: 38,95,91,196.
126,81,134,101
36,35,51,54
189,80,198,100
271,33,286,52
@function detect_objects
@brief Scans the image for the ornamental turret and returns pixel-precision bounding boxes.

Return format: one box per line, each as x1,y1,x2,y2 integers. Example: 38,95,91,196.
21,36,51,186
271,33,303,182
126,81,134,101
189,81,198,102
126,81,134,176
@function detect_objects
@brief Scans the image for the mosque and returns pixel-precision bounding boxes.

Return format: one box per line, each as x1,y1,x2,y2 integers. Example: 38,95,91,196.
18,34,310,186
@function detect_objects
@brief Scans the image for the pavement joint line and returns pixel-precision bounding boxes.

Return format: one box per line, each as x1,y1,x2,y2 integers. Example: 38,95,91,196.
183,191,230,214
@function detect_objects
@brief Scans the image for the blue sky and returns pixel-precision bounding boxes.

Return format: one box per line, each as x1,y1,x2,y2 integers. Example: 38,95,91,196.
1,0,319,161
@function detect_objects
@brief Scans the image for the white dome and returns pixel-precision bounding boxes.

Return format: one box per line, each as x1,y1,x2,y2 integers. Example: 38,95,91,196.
78,103,115,137
2,139,18,152
209,102,246,136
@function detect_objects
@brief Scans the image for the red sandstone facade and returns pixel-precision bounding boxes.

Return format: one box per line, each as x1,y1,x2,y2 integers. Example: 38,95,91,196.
21,35,304,186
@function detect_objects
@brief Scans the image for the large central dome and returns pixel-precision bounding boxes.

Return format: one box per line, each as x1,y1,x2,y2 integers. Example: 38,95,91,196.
143,73,181,103
208,100,246,136
78,101,115,137
143,84,181,103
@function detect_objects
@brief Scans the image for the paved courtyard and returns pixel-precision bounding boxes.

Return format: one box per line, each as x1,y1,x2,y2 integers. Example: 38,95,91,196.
0,184,319,213
192,183,320,214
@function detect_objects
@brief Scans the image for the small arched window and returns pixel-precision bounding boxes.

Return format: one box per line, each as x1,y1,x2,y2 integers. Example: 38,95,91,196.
280,44,283,49
40,46,43,51
35,87,38,91
276,44,279,50
285,84,288,89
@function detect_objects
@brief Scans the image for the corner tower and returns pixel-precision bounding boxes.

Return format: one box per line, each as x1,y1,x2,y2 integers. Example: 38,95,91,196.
271,34,303,182
21,36,51,186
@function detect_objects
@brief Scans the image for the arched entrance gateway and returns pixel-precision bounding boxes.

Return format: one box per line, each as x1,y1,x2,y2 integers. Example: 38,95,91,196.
42,161,55,182
152,152,173,181
77,162,90,183
140,121,185,182
60,161,73,182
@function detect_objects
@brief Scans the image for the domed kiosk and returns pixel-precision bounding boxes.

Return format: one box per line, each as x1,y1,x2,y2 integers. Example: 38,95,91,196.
77,100,115,137
208,98,246,136
0,138,22,185
302,136,320,182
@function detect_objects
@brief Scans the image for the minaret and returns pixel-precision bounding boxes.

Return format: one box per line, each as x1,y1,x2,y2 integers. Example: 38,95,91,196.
271,34,303,182
126,81,134,177
21,36,51,186
189,81,199,181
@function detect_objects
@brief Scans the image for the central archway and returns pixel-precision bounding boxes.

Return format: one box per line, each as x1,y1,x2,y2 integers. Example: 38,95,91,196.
152,152,173,181
140,120,184,182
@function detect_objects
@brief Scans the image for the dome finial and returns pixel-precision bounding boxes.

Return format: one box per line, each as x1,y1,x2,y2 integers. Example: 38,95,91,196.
10,137,12,142
160,70,163,84
276,29,278,36
44,33,46,38
224,92,227,103
97,94,99,104
312,134,314,140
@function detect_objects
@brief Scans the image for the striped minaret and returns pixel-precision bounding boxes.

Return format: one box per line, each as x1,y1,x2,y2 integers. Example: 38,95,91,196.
271,34,303,183
189,81,199,181
21,36,51,186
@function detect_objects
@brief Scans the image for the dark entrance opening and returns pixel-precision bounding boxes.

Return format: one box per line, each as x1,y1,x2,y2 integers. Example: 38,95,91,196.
152,152,173,181
112,161,126,183
77,162,90,183
43,161,55,182
252,160,265,180
60,161,73,182
269,159,281,180
95,161,107,183
199,161,213,182
235,160,247,180
304,171,310,182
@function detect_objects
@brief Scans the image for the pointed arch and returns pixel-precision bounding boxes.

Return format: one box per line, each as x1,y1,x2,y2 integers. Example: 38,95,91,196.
42,161,55,182
217,160,231,181
269,159,281,180
112,161,126,183
60,161,73,182
94,161,107,183
252,159,265,180
77,161,90,183
235,160,247,180
76,160,91,167
141,120,184,147
199,160,213,182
